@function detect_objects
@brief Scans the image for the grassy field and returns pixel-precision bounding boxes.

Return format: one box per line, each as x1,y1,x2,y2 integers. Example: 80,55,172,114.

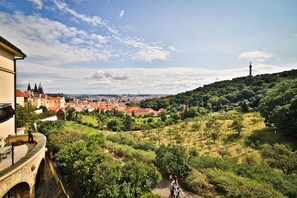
64,112,296,163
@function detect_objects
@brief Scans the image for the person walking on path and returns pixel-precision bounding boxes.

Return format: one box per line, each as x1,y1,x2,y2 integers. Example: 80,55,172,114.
28,127,34,143
169,177,175,198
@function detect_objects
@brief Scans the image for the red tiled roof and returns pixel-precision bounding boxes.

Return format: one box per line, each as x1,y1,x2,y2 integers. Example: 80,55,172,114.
16,89,27,97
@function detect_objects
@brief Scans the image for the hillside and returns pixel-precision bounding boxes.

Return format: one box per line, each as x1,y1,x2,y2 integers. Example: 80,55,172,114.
33,69,297,197
140,69,297,114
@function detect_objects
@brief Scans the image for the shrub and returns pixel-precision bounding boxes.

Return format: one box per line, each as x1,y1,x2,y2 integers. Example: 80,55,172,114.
190,155,237,172
206,169,285,198
184,169,212,194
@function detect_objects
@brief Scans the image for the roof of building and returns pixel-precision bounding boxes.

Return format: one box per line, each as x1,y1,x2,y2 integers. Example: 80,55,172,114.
16,89,27,97
0,36,26,58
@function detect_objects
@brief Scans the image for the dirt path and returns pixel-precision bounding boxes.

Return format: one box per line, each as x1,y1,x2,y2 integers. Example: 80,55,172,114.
35,158,66,198
153,178,199,198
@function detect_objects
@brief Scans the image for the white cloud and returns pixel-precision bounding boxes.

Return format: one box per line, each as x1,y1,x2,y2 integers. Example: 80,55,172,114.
28,0,43,9
118,10,124,18
119,38,171,62
51,0,173,62
16,59,294,94
0,12,110,65
86,70,129,80
53,0,104,26
239,50,273,62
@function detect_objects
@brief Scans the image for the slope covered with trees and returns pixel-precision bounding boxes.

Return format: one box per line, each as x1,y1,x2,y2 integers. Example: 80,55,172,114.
33,69,297,197
141,69,297,113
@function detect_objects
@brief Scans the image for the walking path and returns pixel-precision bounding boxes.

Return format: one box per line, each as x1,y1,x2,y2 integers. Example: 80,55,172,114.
153,178,199,198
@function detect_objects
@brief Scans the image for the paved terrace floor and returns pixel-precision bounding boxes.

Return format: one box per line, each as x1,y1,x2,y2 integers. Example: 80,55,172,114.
0,143,36,171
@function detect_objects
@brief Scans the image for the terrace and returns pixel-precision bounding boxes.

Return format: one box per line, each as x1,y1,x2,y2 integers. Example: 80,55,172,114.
0,133,47,197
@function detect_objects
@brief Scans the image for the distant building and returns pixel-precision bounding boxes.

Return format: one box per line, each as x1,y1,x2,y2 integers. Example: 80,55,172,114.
16,89,27,106
0,36,26,137
56,108,66,120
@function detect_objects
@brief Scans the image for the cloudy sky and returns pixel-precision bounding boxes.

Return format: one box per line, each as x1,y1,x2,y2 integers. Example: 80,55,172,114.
0,0,296,94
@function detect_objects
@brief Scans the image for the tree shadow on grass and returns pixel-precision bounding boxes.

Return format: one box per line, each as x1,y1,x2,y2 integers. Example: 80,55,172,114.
223,133,241,144
246,127,297,149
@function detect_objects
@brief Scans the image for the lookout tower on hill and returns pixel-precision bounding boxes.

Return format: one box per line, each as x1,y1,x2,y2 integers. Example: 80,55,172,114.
249,62,252,77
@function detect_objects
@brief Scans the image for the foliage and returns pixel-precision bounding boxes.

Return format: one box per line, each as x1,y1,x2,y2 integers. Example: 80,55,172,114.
56,136,161,197
236,164,297,197
105,141,156,164
184,169,212,194
190,154,297,196
92,160,161,198
141,70,297,117
259,79,297,136
156,144,191,178
37,121,88,153
190,155,237,171
231,115,244,135
16,105,37,127
107,134,157,151
206,169,285,198
261,143,297,175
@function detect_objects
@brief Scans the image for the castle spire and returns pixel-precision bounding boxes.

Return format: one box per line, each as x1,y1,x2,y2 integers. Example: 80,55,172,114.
27,83,31,91
38,82,44,94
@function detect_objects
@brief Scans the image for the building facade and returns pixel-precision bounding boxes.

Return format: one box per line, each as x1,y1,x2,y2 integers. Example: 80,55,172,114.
0,36,26,140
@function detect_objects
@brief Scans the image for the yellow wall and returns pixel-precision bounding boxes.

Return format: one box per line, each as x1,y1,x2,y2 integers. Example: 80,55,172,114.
16,97,25,106
0,47,16,140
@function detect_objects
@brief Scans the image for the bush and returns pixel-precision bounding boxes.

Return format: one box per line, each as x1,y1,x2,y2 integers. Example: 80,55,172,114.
184,169,212,194
206,169,285,198
106,135,157,151
105,141,155,164
190,155,237,172
236,164,297,197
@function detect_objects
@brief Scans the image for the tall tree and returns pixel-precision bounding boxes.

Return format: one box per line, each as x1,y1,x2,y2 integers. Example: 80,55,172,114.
261,144,297,175
259,79,297,136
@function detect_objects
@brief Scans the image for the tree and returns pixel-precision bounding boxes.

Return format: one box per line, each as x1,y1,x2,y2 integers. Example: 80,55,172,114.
210,131,220,143
121,160,162,197
16,105,37,127
123,115,134,131
259,79,297,136
156,144,191,178
231,116,244,135
107,118,124,131
66,106,75,121
159,111,167,122
240,101,250,113
261,144,297,175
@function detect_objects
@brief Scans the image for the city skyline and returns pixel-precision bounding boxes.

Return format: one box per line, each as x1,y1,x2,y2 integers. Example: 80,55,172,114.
0,0,296,94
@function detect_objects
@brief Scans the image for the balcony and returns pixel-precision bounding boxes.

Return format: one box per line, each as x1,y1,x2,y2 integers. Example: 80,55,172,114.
0,133,47,197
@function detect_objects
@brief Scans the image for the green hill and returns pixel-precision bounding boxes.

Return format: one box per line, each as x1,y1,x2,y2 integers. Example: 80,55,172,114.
140,69,297,115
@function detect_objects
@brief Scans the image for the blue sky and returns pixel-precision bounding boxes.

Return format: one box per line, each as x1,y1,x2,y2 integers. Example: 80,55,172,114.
0,0,296,94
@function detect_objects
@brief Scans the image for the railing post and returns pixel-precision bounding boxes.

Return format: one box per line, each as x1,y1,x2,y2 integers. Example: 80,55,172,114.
11,142,14,165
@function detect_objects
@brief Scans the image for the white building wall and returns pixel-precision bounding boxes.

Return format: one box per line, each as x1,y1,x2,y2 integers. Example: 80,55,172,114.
0,47,16,139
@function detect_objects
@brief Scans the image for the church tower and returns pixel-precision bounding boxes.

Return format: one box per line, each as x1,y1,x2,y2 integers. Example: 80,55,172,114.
37,82,44,94
249,62,252,77
27,83,31,91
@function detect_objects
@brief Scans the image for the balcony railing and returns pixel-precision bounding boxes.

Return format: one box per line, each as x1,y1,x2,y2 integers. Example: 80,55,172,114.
0,133,46,179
